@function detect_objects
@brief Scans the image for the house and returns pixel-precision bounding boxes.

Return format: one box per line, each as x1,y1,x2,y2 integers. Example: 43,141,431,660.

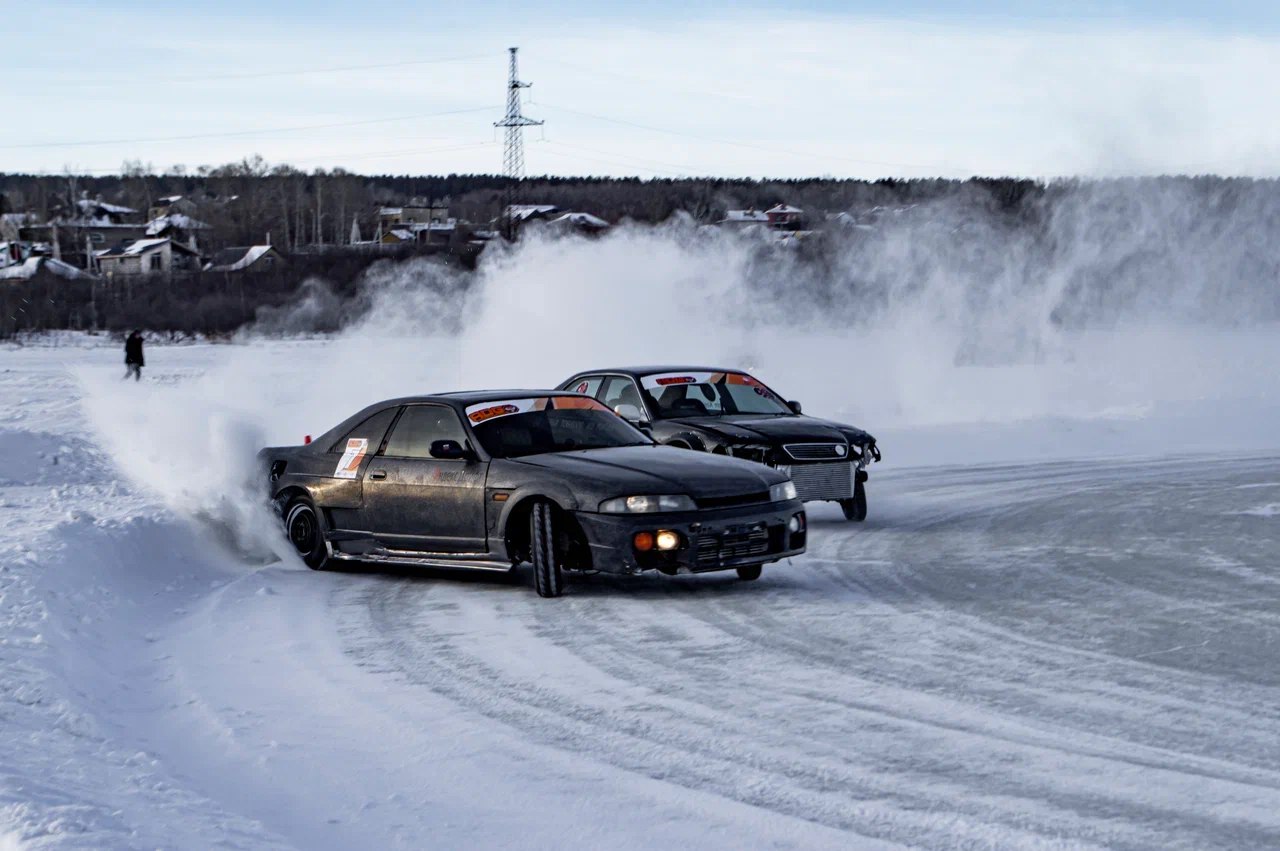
502,204,560,224
147,195,198,222
377,200,450,230
145,212,210,242
0,255,95,282
718,208,770,226
205,245,284,273
545,212,611,234
96,238,202,277
380,229,417,245
0,212,37,243
765,204,805,230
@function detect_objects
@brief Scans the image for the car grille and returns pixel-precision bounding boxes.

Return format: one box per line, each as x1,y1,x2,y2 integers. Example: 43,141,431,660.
785,461,853,501
783,442,848,461
694,523,771,569
695,492,769,510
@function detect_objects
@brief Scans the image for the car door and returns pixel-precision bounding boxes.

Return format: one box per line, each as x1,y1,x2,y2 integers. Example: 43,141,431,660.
361,404,488,554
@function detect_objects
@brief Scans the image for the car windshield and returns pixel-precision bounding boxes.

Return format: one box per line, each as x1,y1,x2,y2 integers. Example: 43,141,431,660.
640,371,791,418
466,396,652,459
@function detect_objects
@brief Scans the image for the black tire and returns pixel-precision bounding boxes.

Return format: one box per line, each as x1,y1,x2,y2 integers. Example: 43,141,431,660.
840,479,868,522
530,502,564,598
736,564,763,581
285,496,331,570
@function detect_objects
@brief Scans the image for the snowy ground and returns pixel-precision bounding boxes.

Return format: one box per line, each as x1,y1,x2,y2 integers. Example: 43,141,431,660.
2,340,1279,849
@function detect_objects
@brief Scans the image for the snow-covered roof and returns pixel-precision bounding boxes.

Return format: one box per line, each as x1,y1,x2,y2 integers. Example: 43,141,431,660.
207,245,278,272
766,204,803,215
145,214,209,236
388,229,415,242
97,238,199,259
77,198,137,216
0,256,94,281
549,212,610,229
721,210,769,223
504,204,559,222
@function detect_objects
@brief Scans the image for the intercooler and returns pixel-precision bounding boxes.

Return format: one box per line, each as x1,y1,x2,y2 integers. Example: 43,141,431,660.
779,461,854,501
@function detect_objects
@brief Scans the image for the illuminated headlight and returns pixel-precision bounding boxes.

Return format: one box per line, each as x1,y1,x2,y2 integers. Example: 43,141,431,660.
600,494,697,513
769,481,798,503
655,530,681,551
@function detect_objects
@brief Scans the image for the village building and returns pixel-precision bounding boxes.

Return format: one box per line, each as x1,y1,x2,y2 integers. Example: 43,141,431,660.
147,195,198,222
544,211,611,234
765,204,806,230
205,245,284,273
377,201,451,230
96,238,202,278
718,208,770,226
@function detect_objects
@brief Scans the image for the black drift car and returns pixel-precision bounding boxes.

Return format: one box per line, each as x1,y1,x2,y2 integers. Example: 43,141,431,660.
559,367,881,520
261,391,806,597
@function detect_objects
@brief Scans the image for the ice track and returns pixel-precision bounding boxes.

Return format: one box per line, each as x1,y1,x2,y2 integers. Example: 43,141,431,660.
3,345,1280,849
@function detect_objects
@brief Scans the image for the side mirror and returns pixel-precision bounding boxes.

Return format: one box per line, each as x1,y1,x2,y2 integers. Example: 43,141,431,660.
430,439,468,460
788,400,803,415
613,403,649,428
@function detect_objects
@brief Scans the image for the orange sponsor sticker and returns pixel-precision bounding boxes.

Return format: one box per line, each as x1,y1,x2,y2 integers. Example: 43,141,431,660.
468,404,520,423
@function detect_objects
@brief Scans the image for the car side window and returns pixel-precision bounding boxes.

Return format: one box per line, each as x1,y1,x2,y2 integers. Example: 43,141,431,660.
328,407,399,454
599,376,644,413
565,375,603,397
381,405,470,459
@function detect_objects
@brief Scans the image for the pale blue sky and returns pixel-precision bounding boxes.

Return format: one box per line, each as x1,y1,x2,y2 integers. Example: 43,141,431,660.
5,1,1279,177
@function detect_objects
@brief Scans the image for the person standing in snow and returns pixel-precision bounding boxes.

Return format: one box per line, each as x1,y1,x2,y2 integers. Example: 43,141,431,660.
123,330,144,381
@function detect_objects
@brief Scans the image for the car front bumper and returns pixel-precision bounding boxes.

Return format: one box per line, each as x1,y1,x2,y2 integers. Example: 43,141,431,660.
573,499,807,576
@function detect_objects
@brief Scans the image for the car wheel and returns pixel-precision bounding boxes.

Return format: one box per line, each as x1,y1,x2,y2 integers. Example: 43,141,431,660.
285,496,331,570
530,502,564,598
736,564,763,581
840,479,868,522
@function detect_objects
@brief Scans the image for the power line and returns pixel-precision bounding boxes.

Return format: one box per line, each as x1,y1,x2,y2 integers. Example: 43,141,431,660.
34,55,490,87
164,54,488,83
0,105,499,150
22,141,501,176
539,102,974,174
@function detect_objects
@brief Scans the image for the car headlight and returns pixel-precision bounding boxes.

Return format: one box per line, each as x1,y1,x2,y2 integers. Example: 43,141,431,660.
770,481,798,502
599,494,697,513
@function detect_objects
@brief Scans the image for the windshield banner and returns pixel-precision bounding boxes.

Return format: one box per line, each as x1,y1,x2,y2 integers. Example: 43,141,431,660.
466,396,609,424
640,371,760,389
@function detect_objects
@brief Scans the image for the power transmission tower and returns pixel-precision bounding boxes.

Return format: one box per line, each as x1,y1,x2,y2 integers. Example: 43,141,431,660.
495,47,542,179
494,47,542,237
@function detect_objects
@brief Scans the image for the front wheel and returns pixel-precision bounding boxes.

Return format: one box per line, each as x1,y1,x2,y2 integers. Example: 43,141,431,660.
530,502,565,598
735,564,763,581
840,479,868,522
285,497,331,570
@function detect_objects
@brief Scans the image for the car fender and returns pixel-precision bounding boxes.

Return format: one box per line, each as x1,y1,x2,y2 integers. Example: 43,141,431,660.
495,481,584,535
666,431,708,452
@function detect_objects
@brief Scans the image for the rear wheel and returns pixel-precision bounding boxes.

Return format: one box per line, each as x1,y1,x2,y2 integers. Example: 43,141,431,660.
530,502,564,598
736,564,763,581
840,479,868,522
285,497,331,570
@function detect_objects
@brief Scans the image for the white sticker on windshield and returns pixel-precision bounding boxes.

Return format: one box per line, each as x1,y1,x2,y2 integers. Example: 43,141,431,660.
333,438,368,479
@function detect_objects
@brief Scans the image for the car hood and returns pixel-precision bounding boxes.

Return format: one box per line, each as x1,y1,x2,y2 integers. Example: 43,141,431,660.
663,413,871,445
512,445,786,498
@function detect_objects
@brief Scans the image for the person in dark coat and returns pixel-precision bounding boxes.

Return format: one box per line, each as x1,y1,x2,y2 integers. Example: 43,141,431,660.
124,330,144,381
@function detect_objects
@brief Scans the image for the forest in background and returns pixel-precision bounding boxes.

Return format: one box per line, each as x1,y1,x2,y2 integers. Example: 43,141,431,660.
3,166,1278,339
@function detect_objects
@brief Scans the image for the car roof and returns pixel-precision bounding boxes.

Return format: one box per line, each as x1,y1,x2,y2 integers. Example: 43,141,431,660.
423,389,587,406
570,366,741,378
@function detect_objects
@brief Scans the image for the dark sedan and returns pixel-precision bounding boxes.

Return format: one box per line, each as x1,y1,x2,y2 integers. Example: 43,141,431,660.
558,367,880,520
261,391,807,597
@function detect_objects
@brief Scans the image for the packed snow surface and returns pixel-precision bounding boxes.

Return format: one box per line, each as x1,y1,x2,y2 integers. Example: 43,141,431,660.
1,336,1279,849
